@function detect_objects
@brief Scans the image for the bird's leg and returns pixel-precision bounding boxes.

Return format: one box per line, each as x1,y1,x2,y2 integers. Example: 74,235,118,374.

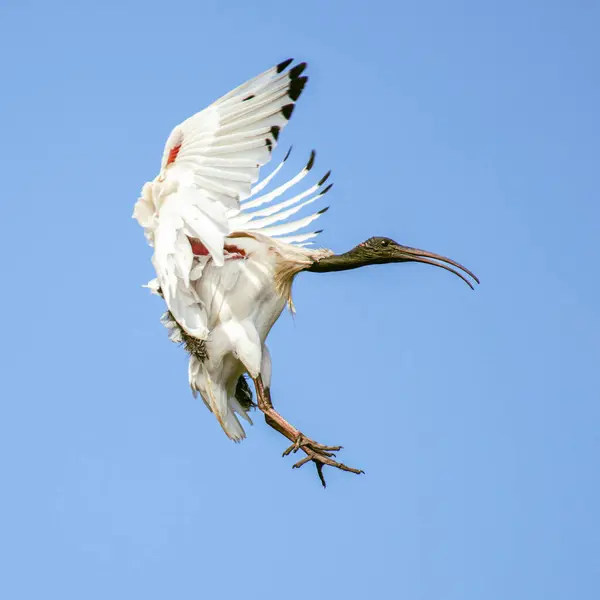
252,375,364,487
252,376,338,452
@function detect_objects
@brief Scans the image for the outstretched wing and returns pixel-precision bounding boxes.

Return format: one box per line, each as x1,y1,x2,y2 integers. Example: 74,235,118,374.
134,59,310,337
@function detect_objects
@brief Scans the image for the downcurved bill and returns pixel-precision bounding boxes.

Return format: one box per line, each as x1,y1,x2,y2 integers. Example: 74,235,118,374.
395,246,480,290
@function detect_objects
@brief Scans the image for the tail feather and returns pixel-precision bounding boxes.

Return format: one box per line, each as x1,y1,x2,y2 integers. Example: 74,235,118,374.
220,405,248,442
188,357,251,442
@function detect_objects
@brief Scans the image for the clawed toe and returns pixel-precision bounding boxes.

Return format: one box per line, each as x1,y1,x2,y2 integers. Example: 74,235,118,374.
282,434,343,458
282,434,306,457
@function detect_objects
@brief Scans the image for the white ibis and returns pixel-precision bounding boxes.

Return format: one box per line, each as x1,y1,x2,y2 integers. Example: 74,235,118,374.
134,59,479,486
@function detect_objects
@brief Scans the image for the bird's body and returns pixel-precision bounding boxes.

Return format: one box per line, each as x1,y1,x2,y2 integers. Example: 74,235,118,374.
134,59,479,485
177,233,329,441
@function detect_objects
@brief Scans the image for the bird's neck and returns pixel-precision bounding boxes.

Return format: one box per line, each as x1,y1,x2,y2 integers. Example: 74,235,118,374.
307,250,378,273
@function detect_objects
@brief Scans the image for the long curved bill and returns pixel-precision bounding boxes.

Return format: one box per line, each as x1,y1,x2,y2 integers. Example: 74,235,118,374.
396,246,480,290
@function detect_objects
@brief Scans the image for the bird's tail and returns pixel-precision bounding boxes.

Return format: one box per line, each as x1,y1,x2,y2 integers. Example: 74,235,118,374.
188,357,252,442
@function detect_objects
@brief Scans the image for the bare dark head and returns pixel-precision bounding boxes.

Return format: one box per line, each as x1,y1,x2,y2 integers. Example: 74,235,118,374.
308,236,479,289
355,236,408,263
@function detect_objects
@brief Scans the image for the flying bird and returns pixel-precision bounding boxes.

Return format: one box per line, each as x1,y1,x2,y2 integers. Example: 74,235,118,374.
134,59,479,486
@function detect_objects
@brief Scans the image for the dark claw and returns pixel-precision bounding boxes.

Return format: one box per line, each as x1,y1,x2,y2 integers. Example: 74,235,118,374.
316,463,327,488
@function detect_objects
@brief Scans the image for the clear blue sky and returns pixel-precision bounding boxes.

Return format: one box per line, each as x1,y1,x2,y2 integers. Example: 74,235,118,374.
1,1,598,598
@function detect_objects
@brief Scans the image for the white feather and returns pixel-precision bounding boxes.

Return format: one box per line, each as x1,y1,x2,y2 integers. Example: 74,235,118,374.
249,149,291,195
270,230,322,244
241,153,314,210
260,209,328,237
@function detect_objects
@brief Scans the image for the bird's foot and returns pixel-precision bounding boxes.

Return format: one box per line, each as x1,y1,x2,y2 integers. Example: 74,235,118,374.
282,434,341,457
283,433,364,488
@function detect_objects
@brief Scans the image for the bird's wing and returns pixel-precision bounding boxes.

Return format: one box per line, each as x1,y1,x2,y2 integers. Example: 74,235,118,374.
133,59,310,338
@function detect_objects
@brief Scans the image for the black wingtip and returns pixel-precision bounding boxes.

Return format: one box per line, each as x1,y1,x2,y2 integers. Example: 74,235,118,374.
318,170,332,186
288,76,308,101
242,94,255,102
281,103,295,120
276,58,294,73
315,229,324,234
321,183,333,194
307,150,316,170
289,62,307,78
318,206,330,215
266,138,273,152
284,146,293,161
270,125,280,141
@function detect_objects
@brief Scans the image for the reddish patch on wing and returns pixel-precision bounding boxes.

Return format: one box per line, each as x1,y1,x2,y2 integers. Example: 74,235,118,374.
189,238,210,256
166,143,182,166
188,238,247,260
224,244,247,260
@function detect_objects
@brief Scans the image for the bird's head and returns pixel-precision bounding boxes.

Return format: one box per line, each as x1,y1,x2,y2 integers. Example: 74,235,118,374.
308,236,479,289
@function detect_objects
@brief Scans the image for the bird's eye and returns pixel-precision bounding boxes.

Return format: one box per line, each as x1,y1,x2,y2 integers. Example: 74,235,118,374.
380,240,388,247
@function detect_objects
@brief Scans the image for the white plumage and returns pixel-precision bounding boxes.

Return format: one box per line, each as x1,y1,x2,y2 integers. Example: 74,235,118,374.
133,60,332,441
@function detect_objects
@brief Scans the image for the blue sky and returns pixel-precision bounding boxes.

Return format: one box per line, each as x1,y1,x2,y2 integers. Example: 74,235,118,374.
1,1,598,598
